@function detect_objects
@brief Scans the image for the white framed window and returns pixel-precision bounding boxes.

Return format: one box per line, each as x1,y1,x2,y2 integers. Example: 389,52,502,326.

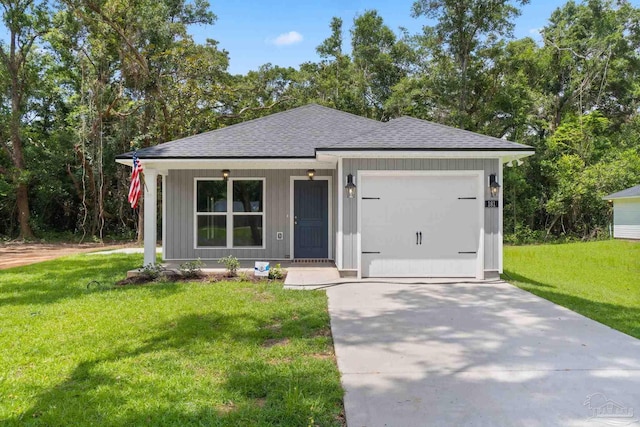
194,178,265,248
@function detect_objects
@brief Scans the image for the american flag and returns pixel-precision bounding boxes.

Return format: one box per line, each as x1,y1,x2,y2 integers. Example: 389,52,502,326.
128,152,143,209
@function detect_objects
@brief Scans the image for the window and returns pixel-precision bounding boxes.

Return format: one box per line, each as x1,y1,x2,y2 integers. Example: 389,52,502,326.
195,178,264,248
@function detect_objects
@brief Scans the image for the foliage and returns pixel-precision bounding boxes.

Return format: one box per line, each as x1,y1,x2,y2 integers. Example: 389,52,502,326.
178,258,204,278
1,0,640,241
218,254,240,277
504,240,640,339
0,254,343,425
140,262,164,279
268,263,286,280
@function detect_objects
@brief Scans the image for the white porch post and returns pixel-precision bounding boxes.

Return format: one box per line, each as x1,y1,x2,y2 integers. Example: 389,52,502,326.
336,157,343,270
161,171,168,261
144,169,158,266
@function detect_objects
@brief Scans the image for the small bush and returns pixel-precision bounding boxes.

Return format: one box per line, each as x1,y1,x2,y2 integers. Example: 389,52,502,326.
179,258,204,278
268,263,286,280
141,263,164,279
218,255,240,277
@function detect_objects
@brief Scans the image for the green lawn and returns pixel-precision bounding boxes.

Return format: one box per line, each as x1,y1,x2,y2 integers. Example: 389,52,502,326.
504,239,640,339
0,254,343,426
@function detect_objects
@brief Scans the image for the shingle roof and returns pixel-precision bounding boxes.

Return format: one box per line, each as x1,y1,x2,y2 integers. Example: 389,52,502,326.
116,104,532,159
319,116,531,151
604,184,640,200
117,104,384,159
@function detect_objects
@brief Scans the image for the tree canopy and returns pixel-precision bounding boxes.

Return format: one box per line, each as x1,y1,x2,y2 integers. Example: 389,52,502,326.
1,0,639,242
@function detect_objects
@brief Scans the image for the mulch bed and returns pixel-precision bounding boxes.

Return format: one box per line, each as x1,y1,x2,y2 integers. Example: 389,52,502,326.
115,271,286,286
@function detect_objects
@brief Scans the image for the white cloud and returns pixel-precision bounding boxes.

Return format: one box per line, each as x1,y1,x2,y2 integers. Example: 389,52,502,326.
269,31,303,46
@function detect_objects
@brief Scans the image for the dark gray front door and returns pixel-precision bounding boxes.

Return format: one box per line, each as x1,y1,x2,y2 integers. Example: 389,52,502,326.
294,180,328,258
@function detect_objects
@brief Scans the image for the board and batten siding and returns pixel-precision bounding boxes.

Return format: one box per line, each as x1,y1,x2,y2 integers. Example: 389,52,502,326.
613,198,640,239
341,158,501,272
166,169,336,260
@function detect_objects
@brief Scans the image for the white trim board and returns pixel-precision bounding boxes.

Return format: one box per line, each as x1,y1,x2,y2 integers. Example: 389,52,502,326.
318,151,534,162
356,170,485,280
336,158,344,270
498,161,504,274
161,172,168,261
289,176,333,260
117,158,338,170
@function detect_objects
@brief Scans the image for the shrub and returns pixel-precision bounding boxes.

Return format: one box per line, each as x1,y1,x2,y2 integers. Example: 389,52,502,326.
268,263,286,280
141,263,164,279
218,255,240,277
179,258,205,278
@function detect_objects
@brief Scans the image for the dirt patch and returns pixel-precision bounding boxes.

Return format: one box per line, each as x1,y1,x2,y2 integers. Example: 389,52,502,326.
261,337,290,348
311,353,334,360
216,402,237,414
0,242,135,270
311,328,332,338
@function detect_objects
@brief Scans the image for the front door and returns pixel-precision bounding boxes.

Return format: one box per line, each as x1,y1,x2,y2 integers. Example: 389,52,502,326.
294,180,329,258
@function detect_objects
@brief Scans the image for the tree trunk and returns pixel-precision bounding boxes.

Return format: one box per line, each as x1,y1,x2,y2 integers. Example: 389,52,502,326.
10,79,34,240
16,182,33,240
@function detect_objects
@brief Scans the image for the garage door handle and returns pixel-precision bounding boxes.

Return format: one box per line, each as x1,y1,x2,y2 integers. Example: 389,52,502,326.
419,232,422,245
416,232,419,245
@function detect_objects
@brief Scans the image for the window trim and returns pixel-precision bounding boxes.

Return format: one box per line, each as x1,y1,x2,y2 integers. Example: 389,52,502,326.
194,177,266,249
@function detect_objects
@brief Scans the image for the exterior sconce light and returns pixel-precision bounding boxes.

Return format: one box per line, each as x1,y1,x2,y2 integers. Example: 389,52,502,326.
307,169,315,180
345,173,356,199
222,169,230,181
489,173,500,198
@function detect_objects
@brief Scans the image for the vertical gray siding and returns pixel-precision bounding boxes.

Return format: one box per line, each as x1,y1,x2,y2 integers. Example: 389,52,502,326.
166,169,336,260
341,158,500,272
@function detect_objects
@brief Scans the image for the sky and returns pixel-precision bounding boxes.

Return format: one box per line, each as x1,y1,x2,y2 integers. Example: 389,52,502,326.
189,0,576,75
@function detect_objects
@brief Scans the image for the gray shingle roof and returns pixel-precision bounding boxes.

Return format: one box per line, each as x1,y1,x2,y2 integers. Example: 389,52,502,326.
604,184,640,199
319,116,532,151
117,104,384,159
117,104,532,159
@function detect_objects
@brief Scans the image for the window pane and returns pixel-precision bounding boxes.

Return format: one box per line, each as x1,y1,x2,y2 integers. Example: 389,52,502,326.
197,216,226,247
197,181,227,212
233,180,263,212
233,215,263,247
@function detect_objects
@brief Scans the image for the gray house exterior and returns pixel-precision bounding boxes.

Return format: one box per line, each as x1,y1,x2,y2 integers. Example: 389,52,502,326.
117,104,534,279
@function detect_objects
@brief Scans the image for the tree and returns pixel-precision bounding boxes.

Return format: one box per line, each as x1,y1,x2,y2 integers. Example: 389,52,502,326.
351,10,411,119
541,0,640,130
409,0,528,128
0,0,49,239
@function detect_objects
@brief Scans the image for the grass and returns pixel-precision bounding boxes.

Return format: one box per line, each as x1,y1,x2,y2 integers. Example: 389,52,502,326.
504,239,640,339
0,254,343,426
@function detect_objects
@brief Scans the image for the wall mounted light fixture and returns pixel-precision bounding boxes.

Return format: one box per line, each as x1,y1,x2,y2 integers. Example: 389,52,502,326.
489,173,500,198
307,169,315,180
222,169,230,181
345,174,356,199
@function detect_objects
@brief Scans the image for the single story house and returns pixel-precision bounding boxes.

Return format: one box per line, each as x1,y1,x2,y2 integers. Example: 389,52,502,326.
116,104,534,279
604,185,640,240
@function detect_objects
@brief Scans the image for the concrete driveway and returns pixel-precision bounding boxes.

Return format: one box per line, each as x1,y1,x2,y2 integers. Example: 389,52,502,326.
326,281,640,427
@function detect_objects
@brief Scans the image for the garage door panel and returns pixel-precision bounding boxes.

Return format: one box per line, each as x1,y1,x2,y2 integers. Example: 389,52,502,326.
361,174,481,278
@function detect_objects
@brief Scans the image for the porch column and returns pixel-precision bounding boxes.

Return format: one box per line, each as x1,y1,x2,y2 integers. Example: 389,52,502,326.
144,169,158,266
161,171,168,261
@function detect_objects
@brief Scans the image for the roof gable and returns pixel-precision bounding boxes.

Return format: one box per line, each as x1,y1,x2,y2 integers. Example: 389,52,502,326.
605,184,640,199
120,104,383,159
319,116,531,151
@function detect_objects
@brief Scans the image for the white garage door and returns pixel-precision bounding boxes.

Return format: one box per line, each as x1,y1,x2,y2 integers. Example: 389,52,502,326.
360,173,482,278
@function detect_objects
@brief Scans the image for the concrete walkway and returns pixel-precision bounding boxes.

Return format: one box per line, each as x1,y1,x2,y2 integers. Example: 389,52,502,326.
327,281,640,427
